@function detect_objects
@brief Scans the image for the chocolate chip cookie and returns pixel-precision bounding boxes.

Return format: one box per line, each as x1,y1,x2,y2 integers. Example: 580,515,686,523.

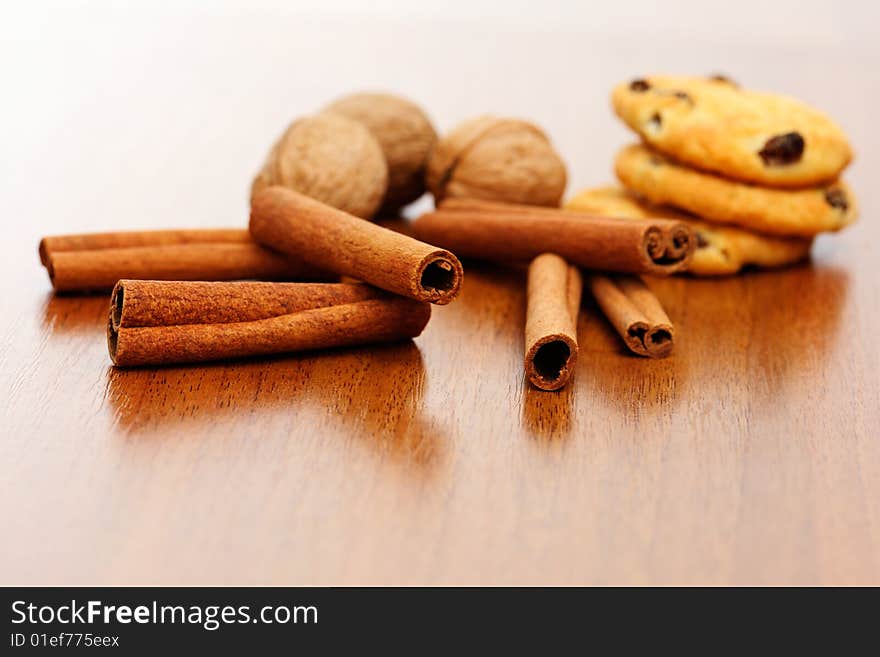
612,75,853,188
614,144,856,237
566,186,813,276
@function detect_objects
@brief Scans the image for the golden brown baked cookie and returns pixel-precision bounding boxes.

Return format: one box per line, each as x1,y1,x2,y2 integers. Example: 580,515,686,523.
565,186,814,276
614,144,857,237
612,75,852,188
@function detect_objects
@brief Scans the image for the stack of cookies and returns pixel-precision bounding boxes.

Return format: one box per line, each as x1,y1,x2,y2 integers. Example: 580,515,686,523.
567,75,857,276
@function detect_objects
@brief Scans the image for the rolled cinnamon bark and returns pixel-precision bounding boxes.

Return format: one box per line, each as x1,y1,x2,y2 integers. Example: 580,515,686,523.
40,229,332,293
108,280,431,367
588,274,673,358
111,280,380,329
525,254,583,390
250,186,463,304
39,228,250,267
45,243,331,293
413,199,694,275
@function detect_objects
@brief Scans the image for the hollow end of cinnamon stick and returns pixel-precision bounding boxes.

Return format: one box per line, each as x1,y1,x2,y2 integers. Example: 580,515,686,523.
644,222,695,270
415,251,464,304
666,225,693,261
625,321,674,358
526,333,578,391
644,227,666,262
107,286,122,365
524,254,582,391
589,274,675,358
111,282,125,331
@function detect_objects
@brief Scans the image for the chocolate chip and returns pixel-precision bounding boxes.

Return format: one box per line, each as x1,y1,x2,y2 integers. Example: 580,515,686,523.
672,90,691,101
824,188,848,211
696,232,710,248
630,79,650,92
648,112,662,130
709,74,738,87
758,132,805,166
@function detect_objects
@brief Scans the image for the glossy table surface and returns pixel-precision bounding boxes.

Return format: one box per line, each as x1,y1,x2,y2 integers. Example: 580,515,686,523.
1,7,878,585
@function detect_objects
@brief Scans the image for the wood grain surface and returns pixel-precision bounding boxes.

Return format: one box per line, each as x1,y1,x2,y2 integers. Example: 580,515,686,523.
1,8,878,585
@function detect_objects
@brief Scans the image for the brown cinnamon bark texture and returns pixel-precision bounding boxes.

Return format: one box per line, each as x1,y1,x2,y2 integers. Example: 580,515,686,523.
588,274,674,358
108,280,431,367
249,186,463,304
413,198,695,275
525,254,583,390
40,229,331,293
111,280,380,330
38,228,250,266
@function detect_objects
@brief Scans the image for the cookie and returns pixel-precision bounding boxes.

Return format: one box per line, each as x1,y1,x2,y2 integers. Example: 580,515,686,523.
565,186,813,276
614,144,857,237
612,75,853,188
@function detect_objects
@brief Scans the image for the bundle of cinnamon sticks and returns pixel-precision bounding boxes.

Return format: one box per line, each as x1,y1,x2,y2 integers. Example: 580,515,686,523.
39,187,683,389
108,280,431,367
39,187,465,366
39,228,334,293
411,197,687,389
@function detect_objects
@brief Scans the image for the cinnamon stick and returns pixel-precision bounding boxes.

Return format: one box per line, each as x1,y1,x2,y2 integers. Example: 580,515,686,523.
249,186,463,304
108,280,431,367
588,274,674,358
40,229,332,293
525,254,583,390
110,280,380,329
413,198,695,275
39,228,250,267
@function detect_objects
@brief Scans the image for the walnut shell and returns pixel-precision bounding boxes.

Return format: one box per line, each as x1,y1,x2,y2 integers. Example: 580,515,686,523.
251,113,388,219
324,92,437,213
426,116,567,207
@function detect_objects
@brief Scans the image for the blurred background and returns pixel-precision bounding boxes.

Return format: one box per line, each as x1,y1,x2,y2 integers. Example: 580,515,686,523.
1,1,877,235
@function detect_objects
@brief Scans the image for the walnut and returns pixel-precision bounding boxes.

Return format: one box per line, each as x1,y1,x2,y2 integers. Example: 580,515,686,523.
251,113,388,219
426,116,567,207
324,92,437,213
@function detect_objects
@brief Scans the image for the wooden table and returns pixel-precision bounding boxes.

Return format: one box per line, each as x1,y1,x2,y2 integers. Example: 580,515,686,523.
2,8,878,585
